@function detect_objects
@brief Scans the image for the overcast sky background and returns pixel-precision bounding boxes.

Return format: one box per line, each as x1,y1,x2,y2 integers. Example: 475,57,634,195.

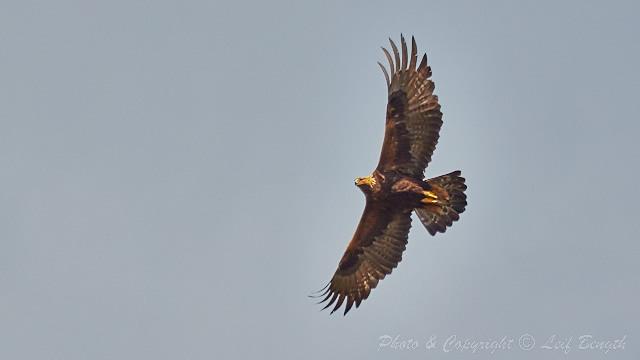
1,0,639,359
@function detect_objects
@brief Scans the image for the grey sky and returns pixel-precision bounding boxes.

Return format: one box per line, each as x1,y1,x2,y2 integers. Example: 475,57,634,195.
1,0,639,359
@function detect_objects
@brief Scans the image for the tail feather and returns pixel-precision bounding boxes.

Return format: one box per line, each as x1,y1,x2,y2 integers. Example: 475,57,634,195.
415,171,467,235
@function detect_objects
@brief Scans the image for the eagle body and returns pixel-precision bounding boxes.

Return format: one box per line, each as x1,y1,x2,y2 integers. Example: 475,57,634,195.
356,171,428,206
315,36,468,315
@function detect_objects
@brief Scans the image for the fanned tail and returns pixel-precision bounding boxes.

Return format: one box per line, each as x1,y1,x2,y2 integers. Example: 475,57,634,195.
415,171,467,235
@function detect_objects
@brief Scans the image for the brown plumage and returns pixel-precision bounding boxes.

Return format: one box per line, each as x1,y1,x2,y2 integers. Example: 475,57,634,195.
313,35,467,315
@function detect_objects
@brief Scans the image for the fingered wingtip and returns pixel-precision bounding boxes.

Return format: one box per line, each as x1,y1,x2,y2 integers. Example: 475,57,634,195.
321,292,339,311
381,35,420,78
308,282,331,298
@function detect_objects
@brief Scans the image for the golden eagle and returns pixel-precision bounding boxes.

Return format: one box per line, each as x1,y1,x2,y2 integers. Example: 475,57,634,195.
314,35,467,315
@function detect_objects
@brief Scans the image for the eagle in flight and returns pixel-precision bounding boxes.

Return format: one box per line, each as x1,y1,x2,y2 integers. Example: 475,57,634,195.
314,35,467,315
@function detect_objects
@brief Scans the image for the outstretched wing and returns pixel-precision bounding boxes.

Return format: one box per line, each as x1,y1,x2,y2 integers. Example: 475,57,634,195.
316,202,412,315
376,35,443,178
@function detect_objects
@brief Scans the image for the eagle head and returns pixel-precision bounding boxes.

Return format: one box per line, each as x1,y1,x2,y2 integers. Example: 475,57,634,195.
355,175,376,193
